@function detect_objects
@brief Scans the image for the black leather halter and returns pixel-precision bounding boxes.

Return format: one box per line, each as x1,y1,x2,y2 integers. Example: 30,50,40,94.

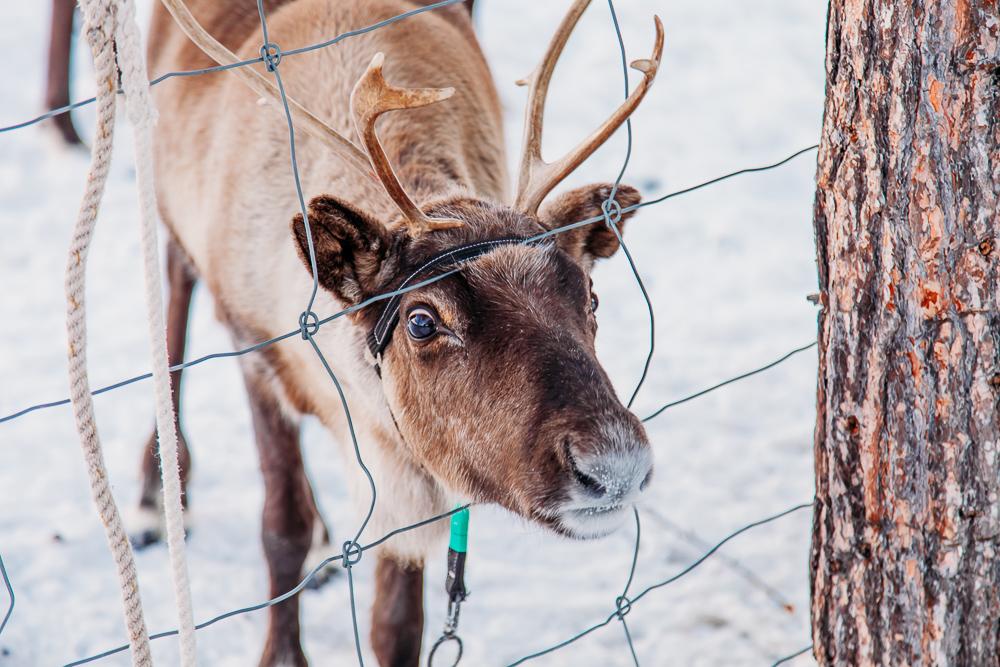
366,236,533,365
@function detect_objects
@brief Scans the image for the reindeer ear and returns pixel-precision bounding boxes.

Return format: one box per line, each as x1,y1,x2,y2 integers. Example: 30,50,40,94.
538,183,642,270
291,195,393,305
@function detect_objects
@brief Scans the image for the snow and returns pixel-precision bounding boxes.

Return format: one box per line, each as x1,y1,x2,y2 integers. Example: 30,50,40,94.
0,1,825,665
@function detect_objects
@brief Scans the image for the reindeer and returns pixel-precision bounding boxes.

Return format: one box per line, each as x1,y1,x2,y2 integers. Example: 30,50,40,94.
45,0,83,145
139,0,663,663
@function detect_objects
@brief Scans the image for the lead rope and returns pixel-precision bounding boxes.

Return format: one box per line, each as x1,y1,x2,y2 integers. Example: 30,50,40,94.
114,0,198,662
67,1,152,664
428,508,470,666
67,0,198,663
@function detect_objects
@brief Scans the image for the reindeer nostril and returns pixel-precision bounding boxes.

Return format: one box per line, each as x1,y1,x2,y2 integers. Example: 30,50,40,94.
564,440,607,498
574,467,607,498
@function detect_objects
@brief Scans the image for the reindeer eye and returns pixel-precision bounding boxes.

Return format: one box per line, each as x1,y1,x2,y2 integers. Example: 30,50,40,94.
406,307,438,340
590,293,599,313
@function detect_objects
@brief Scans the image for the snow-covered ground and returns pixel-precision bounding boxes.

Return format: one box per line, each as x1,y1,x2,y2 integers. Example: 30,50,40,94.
0,1,826,665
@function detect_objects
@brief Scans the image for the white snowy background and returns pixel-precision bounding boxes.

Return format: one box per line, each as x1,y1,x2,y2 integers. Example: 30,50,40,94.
0,1,825,665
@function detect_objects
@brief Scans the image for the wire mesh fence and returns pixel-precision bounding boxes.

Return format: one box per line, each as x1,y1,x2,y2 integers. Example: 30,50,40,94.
0,0,821,664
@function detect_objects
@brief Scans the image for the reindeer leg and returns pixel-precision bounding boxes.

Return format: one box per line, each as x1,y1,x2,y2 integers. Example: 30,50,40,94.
245,375,311,667
133,238,196,548
46,0,82,145
371,554,425,667
300,468,340,590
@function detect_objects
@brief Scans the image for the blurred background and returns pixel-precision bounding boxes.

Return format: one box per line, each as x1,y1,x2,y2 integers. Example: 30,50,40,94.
0,1,825,664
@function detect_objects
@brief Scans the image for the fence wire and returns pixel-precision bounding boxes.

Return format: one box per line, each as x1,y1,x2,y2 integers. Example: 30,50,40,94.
508,502,814,665
772,646,815,667
0,553,12,639
0,0,467,135
0,145,817,428
0,1,822,665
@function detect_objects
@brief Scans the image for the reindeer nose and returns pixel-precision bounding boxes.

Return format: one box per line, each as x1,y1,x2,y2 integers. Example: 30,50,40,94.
565,438,653,504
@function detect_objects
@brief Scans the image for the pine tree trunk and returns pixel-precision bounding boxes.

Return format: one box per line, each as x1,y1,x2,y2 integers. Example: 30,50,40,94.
811,1,1000,665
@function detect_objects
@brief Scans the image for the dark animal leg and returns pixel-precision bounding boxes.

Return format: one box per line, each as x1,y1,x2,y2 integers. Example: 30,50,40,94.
244,374,311,667
302,467,339,590
46,0,82,145
371,554,425,667
134,239,196,548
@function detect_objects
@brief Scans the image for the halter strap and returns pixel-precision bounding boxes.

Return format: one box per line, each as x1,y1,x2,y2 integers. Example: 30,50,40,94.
366,236,531,363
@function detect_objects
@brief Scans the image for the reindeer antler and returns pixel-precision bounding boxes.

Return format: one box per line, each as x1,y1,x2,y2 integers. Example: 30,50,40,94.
513,0,665,215
157,0,375,181
351,53,464,235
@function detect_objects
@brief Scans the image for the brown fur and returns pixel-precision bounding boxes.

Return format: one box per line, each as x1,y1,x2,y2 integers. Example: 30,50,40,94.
244,370,313,667
144,2,652,664
291,197,397,305
372,556,425,665
541,184,643,265
45,0,81,144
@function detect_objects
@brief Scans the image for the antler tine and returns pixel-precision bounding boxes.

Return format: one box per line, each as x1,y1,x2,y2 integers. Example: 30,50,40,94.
351,53,464,235
514,1,665,215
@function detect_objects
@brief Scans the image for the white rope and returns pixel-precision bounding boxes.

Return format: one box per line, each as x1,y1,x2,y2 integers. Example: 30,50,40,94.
67,0,197,662
113,0,198,663
67,1,152,664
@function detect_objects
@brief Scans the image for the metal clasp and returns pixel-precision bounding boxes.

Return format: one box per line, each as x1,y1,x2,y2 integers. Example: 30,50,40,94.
427,599,464,666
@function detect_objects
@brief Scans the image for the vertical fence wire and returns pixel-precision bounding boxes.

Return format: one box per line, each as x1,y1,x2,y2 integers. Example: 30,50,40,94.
603,0,656,411
0,553,13,637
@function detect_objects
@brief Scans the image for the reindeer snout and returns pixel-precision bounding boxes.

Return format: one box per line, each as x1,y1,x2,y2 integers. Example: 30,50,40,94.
565,437,653,505
556,420,653,539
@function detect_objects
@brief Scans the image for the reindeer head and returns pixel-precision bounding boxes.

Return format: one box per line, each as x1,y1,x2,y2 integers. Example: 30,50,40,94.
291,1,663,538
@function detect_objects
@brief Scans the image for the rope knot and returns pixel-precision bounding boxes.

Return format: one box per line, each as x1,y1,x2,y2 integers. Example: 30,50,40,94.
341,540,363,568
601,197,623,227
260,42,282,72
299,310,320,340
614,594,633,620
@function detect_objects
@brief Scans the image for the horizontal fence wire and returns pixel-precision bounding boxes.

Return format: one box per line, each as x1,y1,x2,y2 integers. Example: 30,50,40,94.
772,645,815,667
507,502,814,665
642,341,818,422
60,500,814,666
0,145,818,427
0,0,466,135
0,1,822,665
62,505,472,667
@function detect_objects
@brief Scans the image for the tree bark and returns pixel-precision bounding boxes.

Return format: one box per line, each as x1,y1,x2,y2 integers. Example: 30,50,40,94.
811,1,1000,665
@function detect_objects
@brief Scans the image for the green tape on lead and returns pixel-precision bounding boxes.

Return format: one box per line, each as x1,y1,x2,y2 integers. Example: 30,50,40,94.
449,507,469,553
